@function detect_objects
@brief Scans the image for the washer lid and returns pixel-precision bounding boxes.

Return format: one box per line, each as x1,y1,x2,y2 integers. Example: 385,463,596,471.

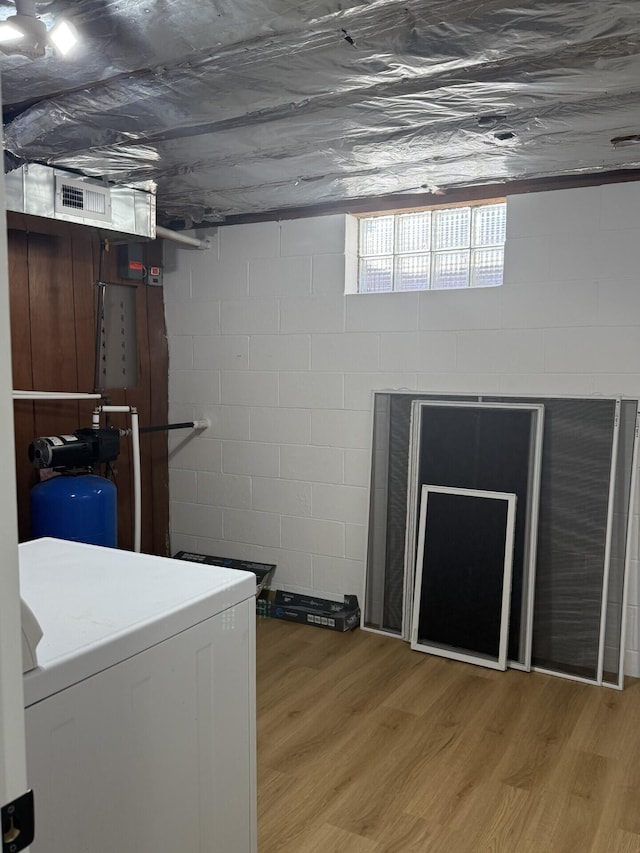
20,538,255,707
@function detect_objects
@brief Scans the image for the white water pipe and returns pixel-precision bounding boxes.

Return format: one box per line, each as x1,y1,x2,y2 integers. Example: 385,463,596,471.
94,405,142,553
130,410,141,555
155,225,211,250
13,391,103,400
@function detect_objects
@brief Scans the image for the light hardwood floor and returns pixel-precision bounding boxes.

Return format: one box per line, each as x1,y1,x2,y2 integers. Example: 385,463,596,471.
257,618,640,853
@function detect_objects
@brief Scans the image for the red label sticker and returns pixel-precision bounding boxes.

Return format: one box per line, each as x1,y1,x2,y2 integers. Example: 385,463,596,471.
129,261,144,271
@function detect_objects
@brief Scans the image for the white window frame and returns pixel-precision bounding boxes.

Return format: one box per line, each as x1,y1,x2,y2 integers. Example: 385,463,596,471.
410,484,517,671
355,199,506,294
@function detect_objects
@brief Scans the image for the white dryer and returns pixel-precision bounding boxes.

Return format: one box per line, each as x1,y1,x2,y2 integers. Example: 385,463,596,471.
20,537,257,853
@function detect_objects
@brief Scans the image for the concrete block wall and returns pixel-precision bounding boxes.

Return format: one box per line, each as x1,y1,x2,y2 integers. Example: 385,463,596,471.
164,183,640,675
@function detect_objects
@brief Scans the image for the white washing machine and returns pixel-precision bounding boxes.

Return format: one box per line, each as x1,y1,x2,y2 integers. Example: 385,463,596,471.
20,537,257,853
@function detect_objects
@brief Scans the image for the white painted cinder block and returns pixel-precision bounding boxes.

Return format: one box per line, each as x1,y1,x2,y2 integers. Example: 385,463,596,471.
249,334,310,371
418,287,503,331
546,232,599,282
220,371,279,406
596,229,640,280
169,468,197,504
344,449,371,487
311,409,371,450
312,483,368,524
311,555,364,597
380,331,457,373
279,296,345,334
249,256,312,297
197,471,252,510
600,182,640,231
170,533,200,554
503,236,551,285
346,292,419,333
280,215,345,257
220,299,279,334
344,373,416,410
221,440,279,477
311,332,380,372
497,373,594,396
165,300,220,336
252,477,312,517
219,222,280,261
280,444,343,484
223,508,281,547
281,515,345,558
169,370,220,405
501,280,597,329
544,327,640,374
457,330,544,374
416,372,500,394
278,372,344,409
169,437,222,473
596,278,640,326
192,405,251,440
250,407,311,445
312,253,347,295
193,335,249,370
345,523,367,560
171,502,223,538
192,258,249,300
169,336,193,370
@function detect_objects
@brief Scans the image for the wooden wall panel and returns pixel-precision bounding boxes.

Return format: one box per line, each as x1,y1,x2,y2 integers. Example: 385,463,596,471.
8,229,35,540
7,214,169,555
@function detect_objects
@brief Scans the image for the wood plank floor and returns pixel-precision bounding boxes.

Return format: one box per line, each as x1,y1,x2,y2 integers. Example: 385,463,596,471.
257,618,640,853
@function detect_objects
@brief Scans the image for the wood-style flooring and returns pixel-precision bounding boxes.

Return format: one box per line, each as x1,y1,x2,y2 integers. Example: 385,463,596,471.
257,618,640,853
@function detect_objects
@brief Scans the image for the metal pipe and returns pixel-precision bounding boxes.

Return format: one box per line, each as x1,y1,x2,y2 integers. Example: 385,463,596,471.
139,419,209,434
155,225,211,250
130,409,142,554
13,391,103,400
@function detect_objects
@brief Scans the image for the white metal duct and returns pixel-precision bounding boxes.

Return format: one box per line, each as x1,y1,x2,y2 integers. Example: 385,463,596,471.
4,164,156,239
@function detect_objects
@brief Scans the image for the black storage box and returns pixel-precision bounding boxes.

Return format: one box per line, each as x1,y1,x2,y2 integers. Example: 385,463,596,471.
173,551,276,593
272,590,360,632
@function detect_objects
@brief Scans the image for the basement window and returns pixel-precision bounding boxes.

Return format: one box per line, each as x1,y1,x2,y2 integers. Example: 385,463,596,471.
356,201,506,293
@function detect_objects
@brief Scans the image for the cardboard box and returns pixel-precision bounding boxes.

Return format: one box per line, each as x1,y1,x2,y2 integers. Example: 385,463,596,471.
271,590,360,632
173,551,276,594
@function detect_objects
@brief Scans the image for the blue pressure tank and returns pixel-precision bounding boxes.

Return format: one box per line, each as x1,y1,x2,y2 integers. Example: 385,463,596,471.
30,474,118,548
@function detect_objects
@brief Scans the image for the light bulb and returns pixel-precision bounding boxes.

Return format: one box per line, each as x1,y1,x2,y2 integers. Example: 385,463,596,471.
49,19,77,55
0,21,24,42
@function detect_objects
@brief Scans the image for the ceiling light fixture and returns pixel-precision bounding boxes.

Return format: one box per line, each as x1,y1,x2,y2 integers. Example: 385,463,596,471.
0,0,78,59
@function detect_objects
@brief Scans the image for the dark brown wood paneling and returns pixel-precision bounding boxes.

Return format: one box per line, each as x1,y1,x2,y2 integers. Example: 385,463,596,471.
8,229,35,541
146,283,170,555
8,220,169,554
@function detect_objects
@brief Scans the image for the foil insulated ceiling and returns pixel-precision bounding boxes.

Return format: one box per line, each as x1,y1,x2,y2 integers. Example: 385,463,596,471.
3,0,640,225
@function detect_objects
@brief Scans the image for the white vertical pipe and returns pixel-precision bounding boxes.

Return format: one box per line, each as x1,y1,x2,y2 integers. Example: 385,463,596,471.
130,409,142,553
94,405,142,553
92,409,100,429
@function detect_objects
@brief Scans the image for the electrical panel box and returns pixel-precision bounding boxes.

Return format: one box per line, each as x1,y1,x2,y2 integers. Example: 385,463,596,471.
117,243,145,281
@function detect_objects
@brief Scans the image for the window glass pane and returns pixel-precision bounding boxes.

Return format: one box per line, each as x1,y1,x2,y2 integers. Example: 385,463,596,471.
397,212,431,254
359,216,394,256
395,255,430,290
471,247,504,287
359,256,393,292
473,203,506,247
432,251,470,289
433,208,470,250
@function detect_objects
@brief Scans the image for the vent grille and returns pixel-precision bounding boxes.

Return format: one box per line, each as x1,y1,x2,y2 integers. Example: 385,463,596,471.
55,176,111,223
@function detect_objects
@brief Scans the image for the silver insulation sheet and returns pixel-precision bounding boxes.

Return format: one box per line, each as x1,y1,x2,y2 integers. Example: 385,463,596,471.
5,1,640,223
